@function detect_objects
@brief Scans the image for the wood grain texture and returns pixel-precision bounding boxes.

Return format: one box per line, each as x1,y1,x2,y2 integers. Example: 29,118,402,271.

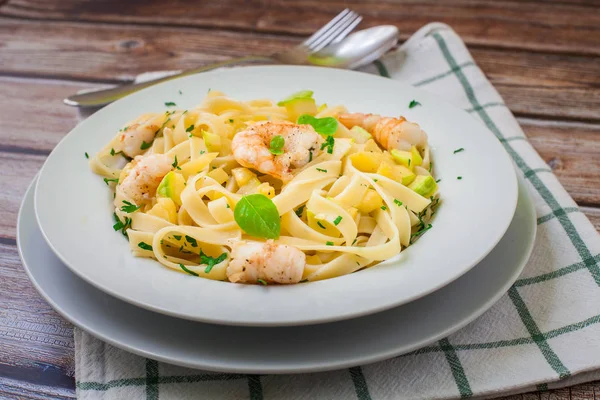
2,0,600,56
521,118,600,207
0,244,75,392
0,18,599,123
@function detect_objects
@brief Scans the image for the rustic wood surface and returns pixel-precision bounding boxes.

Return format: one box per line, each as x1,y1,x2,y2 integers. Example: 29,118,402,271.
0,0,598,398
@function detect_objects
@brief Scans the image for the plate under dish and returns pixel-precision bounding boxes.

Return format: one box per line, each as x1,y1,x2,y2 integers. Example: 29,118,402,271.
34,66,519,326
19,175,535,373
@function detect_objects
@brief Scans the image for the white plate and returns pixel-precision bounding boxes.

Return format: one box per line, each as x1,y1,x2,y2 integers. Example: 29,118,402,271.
34,66,518,326
21,176,533,373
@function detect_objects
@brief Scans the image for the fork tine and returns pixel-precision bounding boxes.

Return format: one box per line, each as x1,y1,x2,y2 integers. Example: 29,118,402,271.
303,9,351,48
306,12,361,52
329,15,362,45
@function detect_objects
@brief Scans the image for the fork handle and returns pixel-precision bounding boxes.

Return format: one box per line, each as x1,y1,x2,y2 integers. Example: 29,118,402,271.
63,56,274,108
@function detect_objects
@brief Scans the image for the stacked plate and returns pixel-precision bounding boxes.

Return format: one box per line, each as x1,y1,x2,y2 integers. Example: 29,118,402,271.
18,66,536,373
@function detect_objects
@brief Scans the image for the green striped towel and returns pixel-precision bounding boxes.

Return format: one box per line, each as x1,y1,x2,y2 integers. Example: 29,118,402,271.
75,23,600,399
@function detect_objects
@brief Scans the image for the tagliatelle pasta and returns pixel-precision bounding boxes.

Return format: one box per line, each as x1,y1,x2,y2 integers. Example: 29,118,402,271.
90,90,440,285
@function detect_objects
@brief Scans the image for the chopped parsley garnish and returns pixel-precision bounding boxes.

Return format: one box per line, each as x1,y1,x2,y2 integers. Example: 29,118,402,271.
411,223,433,240
173,235,182,241
229,119,234,123
140,140,153,150
112,213,131,236
457,176,463,180
84,152,89,159
295,205,305,218
138,242,153,251
316,168,327,173
373,178,378,182
165,101,176,107
453,148,465,154
352,238,357,245
409,100,421,108
155,117,172,135
320,135,335,154
381,205,387,211
394,199,403,206
317,221,326,229
186,124,195,133
408,159,411,166
172,155,181,170
333,216,342,226
178,90,182,95
120,200,141,213
308,151,313,162
436,179,441,183
103,177,119,185
356,262,360,266
200,250,227,273
429,162,433,173
226,203,230,209
110,148,115,156
326,241,334,246
269,135,285,155
185,235,198,247
257,278,268,285
178,245,184,252
179,263,199,276
200,150,206,155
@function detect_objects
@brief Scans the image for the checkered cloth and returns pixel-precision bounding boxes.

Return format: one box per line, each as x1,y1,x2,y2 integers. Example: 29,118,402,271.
75,23,600,399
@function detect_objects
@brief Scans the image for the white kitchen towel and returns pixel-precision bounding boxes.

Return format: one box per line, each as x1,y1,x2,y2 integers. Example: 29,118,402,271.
74,23,600,399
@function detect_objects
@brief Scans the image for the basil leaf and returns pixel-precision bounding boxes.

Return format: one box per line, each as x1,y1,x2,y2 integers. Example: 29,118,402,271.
269,135,285,155
277,90,313,106
297,114,338,136
234,194,280,239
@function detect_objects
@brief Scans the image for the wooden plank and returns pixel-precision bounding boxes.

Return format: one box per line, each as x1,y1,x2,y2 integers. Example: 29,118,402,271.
520,118,600,207
474,48,600,122
0,244,75,391
0,17,295,82
2,0,599,56
0,152,44,241
0,19,598,123
0,77,99,155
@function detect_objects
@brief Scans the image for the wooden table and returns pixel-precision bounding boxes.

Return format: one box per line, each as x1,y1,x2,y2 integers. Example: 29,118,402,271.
1,0,599,398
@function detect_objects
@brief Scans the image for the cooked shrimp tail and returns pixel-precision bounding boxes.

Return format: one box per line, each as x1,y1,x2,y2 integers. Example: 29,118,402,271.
231,121,324,182
226,240,306,284
339,113,428,152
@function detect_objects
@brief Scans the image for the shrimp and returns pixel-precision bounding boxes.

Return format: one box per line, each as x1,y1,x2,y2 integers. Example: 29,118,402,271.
116,153,173,206
338,113,427,152
231,121,324,182
226,240,305,284
116,115,161,158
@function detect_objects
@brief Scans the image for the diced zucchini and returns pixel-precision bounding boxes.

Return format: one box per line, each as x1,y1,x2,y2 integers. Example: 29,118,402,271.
390,149,414,170
202,130,221,153
408,175,438,197
410,146,423,167
348,126,372,144
156,171,185,206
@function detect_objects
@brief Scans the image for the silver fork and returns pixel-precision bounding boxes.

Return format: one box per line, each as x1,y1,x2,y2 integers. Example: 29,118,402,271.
64,9,362,108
